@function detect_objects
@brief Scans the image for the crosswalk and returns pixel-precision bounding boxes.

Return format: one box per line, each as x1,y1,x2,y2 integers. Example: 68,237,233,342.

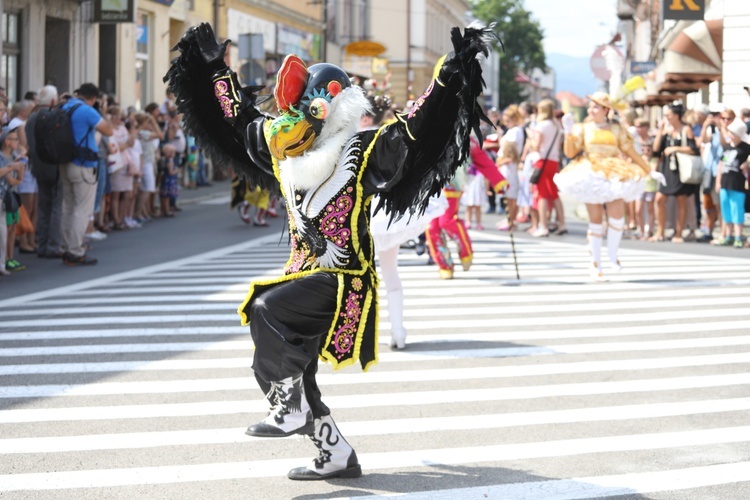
1,231,749,498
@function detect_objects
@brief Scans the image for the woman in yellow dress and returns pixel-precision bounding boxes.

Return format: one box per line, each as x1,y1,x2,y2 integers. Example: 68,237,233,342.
555,92,665,280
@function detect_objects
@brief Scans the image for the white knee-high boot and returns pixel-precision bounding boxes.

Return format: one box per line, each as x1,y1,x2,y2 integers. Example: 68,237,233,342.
288,414,361,480
607,217,625,271
587,223,604,280
387,289,406,349
245,373,313,437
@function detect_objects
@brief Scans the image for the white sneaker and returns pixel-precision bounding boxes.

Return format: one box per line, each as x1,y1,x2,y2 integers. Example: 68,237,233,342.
85,230,107,241
125,218,142,229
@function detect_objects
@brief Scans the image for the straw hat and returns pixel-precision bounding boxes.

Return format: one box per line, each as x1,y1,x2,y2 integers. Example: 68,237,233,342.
587,92,613,109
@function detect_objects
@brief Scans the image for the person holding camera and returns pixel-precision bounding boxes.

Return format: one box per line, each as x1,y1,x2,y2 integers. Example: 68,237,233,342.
60,83,114,266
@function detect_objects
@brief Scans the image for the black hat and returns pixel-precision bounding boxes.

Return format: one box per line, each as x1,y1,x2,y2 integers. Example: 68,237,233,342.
75,83,99,98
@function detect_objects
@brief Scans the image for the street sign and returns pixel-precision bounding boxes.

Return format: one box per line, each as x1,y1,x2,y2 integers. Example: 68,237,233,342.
663,0,705,21
631,61,657,74
238,33,264,61
590,45,623,81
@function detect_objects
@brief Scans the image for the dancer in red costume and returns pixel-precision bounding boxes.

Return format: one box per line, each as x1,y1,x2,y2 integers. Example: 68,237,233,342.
427,134,507,279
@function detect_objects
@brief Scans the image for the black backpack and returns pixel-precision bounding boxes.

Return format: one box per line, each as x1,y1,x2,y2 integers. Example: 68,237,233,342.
34,104,84,165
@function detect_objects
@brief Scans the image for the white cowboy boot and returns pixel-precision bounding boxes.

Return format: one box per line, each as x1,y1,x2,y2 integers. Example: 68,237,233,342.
288,414,362,480
587,223,605,282
607,217,625,272
245,374,313,437
387,289,407,349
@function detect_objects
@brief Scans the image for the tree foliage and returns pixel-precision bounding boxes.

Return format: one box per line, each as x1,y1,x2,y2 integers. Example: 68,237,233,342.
471,0,547,108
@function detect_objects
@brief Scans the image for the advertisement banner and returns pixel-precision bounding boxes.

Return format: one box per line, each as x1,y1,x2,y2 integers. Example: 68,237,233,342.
93,0,136,23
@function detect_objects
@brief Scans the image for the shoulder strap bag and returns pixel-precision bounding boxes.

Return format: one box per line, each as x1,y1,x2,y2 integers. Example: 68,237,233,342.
529,126,559,185
675,127,704,185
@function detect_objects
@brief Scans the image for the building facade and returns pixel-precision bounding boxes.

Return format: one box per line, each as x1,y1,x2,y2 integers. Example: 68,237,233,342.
1,0,97,104
617,0,749,111
366,0,470,107
0,0,509,114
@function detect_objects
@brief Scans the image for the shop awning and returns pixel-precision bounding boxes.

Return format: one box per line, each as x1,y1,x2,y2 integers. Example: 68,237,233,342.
635,93,686,107
657,19,722,94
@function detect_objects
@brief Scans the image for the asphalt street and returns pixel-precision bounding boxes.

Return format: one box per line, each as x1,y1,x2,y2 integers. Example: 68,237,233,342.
1,183,749,498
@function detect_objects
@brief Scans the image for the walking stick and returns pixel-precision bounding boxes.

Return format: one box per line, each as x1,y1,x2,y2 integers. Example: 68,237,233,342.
500,197,521,280
508,227,520,280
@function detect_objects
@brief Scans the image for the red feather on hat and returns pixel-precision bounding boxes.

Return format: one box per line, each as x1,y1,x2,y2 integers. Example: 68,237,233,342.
275,55,309,112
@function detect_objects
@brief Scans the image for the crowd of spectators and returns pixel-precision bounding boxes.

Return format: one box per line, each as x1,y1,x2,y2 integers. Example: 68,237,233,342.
0,83,212,277
481,99,750,247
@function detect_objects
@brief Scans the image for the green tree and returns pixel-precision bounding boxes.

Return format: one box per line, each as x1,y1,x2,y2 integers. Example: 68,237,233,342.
471,0,547,108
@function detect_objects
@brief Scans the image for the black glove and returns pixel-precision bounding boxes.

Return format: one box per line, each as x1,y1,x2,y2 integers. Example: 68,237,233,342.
194,23,230,68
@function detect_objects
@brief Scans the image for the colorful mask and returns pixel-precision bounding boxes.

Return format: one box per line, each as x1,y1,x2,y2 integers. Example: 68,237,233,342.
268,55,351,161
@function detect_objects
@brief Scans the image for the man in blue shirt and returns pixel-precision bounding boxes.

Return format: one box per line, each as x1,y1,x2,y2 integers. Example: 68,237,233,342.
60,83,113,265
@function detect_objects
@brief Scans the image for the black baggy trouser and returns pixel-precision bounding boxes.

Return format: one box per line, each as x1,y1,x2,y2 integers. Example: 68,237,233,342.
248,271,338,419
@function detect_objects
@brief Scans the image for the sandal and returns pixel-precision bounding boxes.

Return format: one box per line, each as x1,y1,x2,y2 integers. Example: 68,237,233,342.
671,237,684,243
648,235,666,242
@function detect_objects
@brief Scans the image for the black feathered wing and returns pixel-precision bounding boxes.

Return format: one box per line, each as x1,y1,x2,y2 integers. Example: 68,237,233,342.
364,23,497,220
163,26,278,193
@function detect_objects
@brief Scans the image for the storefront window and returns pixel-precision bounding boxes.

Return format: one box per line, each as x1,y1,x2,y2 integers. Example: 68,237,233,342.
135,11,151,109
2,12,21,104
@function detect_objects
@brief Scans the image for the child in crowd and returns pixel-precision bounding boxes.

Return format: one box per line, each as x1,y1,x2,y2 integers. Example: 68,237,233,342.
461,155,486,230
0,126,25,272
159,144,179,218
635,140,657,240
186,145,199,190
714,119,750,247
496,131,521,231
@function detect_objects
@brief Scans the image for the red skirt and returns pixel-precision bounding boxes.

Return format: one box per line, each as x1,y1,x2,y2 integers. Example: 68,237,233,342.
534,159,559,201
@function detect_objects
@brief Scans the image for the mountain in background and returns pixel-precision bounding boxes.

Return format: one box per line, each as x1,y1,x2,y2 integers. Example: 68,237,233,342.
547,52,603,99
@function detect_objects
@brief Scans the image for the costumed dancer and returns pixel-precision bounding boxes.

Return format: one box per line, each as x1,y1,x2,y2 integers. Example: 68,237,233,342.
363,93,444,349
230,177,272,226
555,92,665,280
427,133,507,280
165,22,497,479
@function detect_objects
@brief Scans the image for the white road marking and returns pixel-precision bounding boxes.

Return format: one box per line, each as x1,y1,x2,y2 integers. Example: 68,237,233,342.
1,427,750,490
2,373,749,419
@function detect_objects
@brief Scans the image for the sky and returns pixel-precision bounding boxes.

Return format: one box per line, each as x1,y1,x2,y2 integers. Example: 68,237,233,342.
524,0,618,59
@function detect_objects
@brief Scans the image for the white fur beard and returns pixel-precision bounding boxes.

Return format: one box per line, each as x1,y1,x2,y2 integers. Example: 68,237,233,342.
278,87,370,191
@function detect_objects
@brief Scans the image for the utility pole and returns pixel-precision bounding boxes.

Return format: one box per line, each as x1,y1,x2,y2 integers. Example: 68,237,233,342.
406,0,411,103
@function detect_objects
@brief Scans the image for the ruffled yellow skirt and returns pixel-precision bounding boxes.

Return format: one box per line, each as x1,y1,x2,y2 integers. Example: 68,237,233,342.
554,157,647,204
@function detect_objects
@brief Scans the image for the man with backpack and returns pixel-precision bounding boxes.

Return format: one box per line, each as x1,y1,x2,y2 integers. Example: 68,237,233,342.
25,85,64,259
59,83,113,265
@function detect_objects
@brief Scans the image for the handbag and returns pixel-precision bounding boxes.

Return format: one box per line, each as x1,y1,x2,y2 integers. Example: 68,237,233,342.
675,128,704,185
529,127,559,185
17,205,34,234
